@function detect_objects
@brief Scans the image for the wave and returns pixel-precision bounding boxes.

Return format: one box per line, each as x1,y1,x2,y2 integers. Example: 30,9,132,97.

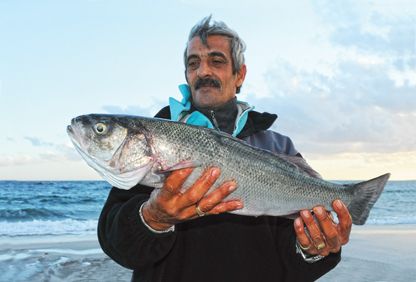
0,219,98,236
0,208,68,221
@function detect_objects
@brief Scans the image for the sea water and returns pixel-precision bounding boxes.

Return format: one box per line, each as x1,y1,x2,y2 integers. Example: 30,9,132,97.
0,180,415,238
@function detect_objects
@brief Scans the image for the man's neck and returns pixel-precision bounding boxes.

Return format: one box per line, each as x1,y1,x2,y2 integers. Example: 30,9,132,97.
192,98,238,134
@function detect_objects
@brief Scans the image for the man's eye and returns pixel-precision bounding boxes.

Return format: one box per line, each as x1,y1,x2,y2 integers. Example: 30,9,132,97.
212,59,226,65
187,61,199,69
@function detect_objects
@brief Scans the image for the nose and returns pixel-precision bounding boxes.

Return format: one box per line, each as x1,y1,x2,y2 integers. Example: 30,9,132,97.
196,60,212,77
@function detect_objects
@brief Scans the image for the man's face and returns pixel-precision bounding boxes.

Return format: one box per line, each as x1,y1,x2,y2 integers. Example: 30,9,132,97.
185,35,246,109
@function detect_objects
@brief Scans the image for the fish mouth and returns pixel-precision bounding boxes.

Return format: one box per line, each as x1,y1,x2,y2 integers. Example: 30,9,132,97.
67,124,83,153
66,123,107,173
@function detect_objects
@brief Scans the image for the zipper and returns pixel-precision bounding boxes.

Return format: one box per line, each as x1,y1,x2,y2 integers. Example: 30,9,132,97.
210,110,220,131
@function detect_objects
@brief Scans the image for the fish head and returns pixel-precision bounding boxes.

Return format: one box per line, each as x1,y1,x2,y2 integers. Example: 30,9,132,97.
67,114,155,189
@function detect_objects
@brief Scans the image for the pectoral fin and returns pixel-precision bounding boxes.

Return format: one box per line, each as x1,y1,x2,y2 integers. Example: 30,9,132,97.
159,160,201,173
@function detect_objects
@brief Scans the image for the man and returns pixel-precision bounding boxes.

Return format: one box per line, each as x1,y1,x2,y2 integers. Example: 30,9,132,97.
98,16,352,282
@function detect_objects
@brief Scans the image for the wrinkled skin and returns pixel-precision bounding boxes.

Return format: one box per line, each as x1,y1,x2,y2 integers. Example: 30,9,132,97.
294,200,352,256
142,167,242,230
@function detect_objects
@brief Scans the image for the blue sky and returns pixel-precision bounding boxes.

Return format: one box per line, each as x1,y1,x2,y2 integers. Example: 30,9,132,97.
1,0,415,180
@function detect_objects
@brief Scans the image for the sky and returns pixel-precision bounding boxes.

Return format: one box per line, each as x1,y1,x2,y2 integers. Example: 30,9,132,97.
0,0,415,181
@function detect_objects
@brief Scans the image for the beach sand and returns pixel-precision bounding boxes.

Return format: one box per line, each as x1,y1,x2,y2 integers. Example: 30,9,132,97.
1,225,415,282
319,225,416,282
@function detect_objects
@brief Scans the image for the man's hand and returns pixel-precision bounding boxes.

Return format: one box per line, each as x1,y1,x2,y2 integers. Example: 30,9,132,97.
142,167,243,231
294,199,352,257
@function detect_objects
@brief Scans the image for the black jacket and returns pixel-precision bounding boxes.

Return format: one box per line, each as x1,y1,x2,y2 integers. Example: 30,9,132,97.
97,107,340,282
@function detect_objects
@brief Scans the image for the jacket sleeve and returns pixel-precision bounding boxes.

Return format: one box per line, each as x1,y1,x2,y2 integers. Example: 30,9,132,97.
97,184,176,270
272,217,341,282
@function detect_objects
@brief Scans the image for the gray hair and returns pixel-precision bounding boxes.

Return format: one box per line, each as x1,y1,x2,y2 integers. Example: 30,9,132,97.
184,16,246,93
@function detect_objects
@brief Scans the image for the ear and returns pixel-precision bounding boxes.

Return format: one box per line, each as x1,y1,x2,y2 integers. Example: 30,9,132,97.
235,64,247,89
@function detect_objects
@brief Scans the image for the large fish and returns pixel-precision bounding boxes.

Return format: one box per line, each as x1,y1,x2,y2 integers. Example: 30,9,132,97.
67,114,390,225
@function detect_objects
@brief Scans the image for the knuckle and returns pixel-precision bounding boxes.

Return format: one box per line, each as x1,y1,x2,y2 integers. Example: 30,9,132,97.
203,199,215,210
311,235,322,243
186,191,200,203
164,206,178,217
211,205,225,215
325,230,339,241
305,223,319,235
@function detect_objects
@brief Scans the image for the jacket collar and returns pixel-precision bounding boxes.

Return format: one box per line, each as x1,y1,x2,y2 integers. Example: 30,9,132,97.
158,84,278,138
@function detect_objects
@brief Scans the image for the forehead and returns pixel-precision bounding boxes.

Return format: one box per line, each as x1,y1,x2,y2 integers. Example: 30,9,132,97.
187,35,231,57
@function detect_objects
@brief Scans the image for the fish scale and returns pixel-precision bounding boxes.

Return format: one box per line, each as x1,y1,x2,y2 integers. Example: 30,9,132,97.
67,114,390,225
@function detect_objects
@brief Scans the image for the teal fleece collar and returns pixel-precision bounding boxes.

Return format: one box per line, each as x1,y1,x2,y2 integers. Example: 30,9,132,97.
169,84,254,137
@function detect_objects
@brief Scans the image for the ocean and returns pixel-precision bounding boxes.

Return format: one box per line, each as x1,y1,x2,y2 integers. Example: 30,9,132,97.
0,180,415,238
0,180,415,281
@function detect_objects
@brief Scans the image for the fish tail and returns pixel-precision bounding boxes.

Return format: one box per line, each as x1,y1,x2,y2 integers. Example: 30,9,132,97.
348,173,390,225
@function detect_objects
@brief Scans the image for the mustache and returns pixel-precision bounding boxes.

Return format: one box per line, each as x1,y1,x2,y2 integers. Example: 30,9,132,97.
194,77,221,90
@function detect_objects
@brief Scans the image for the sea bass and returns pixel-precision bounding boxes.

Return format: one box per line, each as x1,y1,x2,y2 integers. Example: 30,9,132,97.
67,114,390,225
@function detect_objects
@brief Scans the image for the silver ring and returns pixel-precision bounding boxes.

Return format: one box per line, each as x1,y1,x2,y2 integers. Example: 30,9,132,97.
195,206,206,217
298,241,311,251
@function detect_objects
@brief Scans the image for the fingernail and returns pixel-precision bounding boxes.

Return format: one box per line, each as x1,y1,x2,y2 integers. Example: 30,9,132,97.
314,207,325,216
301,210,310,218
210,167,220,177
335,199,343,209
236,202,243,209
228,184,237,192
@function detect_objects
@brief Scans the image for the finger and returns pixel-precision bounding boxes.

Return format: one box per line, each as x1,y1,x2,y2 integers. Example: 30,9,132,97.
162,167,194,195
197,181,238,211
293,217,317,255
332,199,352,245
176,199,243,220
178,167,221,207
300,210,326,253
313,206,340,252
208,200,243,215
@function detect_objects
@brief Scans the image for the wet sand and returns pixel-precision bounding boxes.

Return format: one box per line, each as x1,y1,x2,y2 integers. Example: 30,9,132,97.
1,225,415,282
319,225,416,282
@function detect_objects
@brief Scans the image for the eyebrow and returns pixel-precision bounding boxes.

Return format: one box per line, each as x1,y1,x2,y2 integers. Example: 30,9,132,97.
208,51,227,59
187,51,228,61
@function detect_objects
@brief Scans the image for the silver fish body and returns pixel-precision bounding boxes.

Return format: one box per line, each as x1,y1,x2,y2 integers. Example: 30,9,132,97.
67,114,390,225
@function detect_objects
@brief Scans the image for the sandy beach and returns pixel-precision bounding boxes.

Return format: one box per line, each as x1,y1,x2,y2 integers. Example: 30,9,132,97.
1,225,415,282
319,224,416,282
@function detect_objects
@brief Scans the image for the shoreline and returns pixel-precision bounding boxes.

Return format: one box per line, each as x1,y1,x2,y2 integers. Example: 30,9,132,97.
1,224,415,281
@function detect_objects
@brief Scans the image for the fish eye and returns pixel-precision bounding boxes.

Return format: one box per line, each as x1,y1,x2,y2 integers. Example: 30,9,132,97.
94,122,108,135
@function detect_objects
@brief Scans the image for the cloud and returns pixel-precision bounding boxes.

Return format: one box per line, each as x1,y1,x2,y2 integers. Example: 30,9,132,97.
24,137,55,147
0,155,36,166
0,147,80,167
102,103,166,117
251,2,416,157
14,136,81,165
255,58,416,155
314,0,416,55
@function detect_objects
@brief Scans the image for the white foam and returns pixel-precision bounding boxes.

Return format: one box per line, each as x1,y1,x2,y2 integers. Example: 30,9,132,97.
0,219,97,236
0,251,31,262
31,248,103,256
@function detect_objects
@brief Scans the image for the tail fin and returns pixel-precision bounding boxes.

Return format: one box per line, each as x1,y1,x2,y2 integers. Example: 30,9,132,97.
348,173,390,225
